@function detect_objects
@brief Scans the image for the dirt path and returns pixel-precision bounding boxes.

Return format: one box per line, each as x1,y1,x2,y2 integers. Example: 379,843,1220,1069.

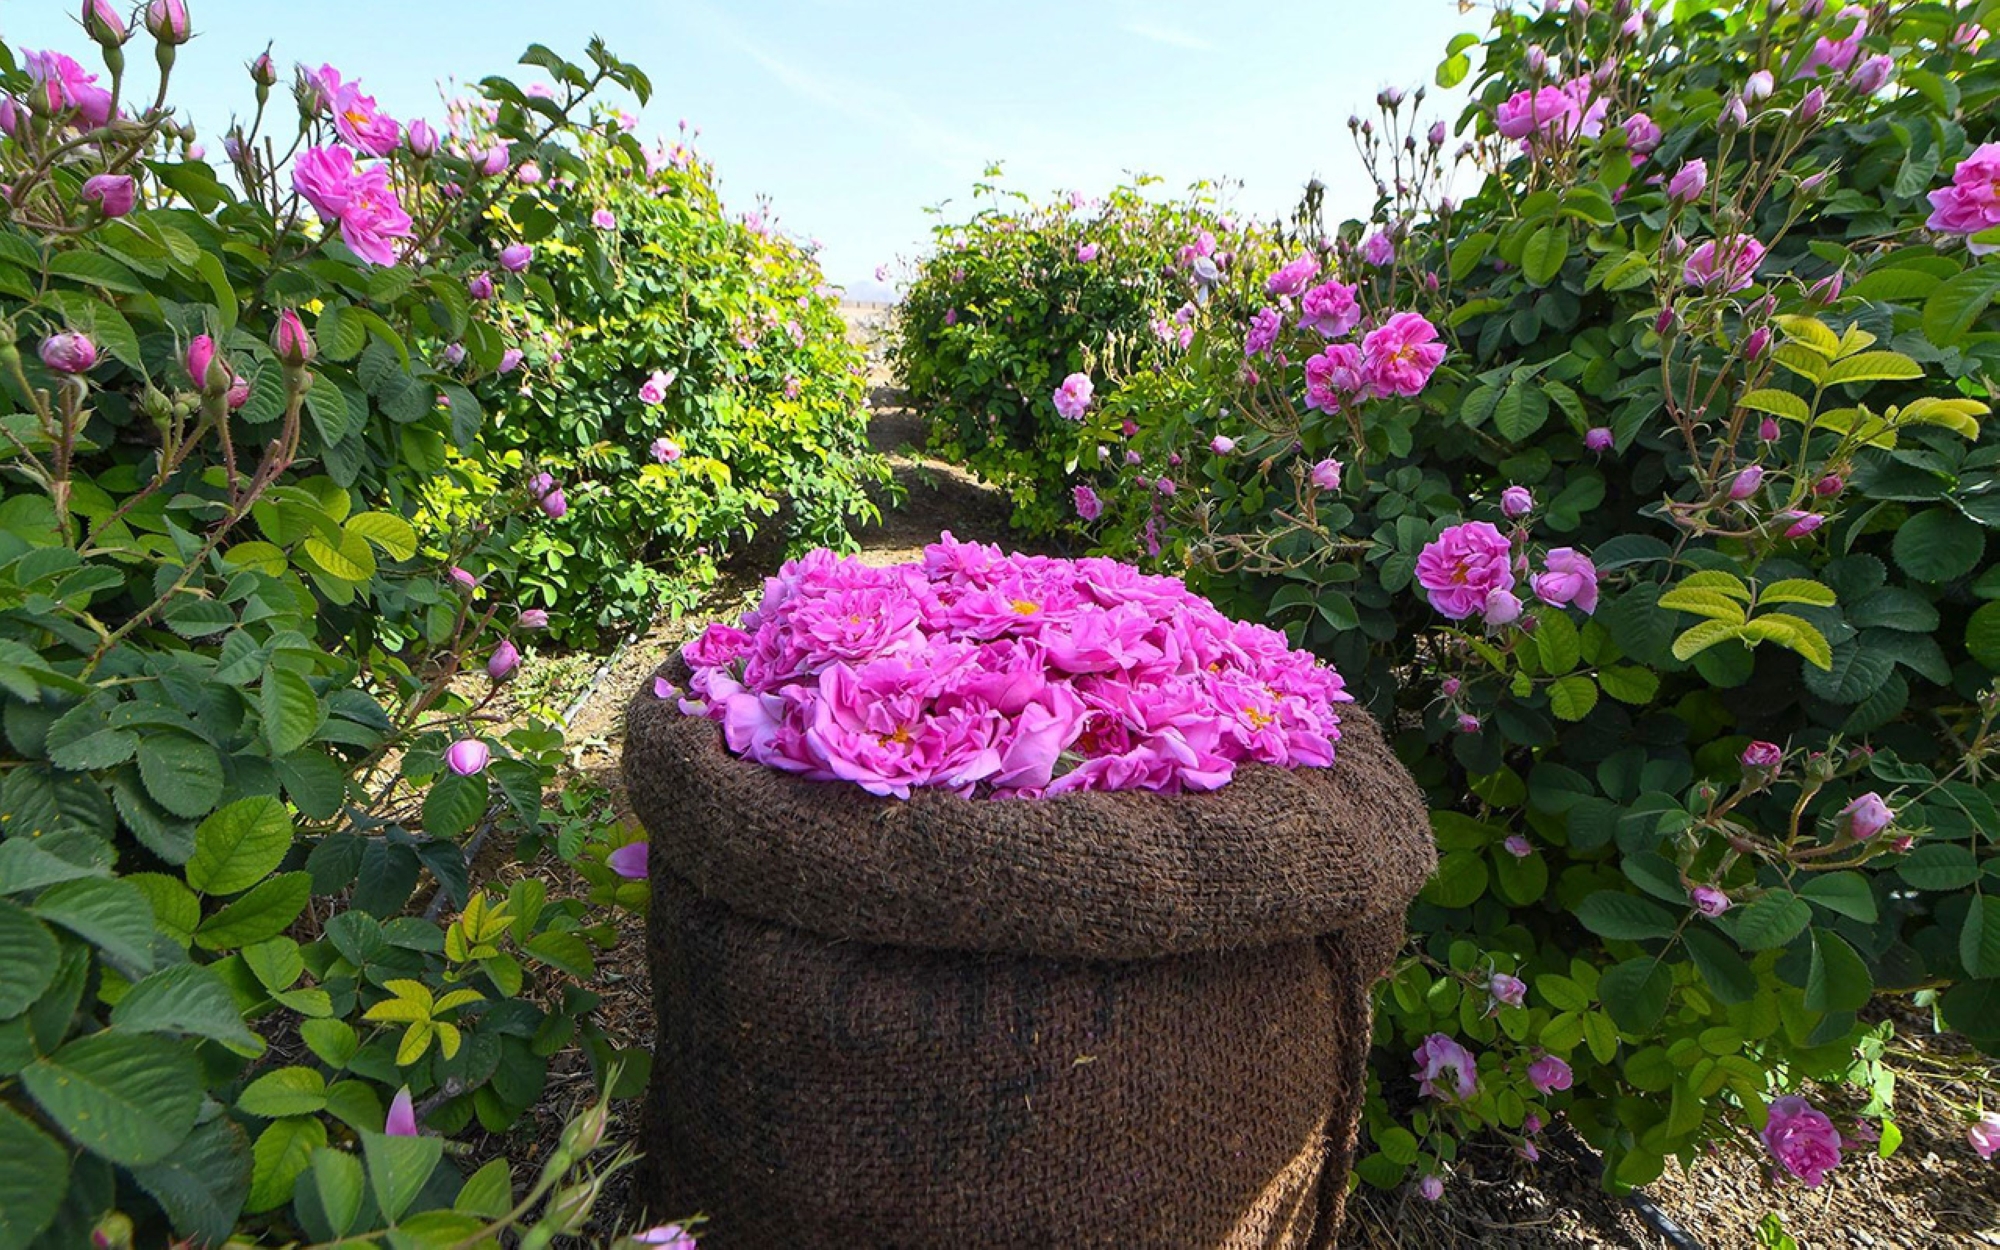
544,310,2000,1248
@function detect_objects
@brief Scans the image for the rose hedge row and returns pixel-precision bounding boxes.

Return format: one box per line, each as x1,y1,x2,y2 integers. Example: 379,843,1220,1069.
895,0,2000,1208
0,10,819,1245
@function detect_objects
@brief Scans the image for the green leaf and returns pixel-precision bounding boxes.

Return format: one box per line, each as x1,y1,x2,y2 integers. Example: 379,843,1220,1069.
239,1066,328,1118
1805,928,1872,1013
1596,665,1660,704
1682,928,1756,1005
1522,224,1569,286
246,1116,326,1214
1899,843,1980,890
1962,895,2000,979
136,733,225,819
301,1019,359,1069
362,1129,444,1224
1547,674,1599,722
522,930,596,978
1799,872,1878,923
312,1148,368,1238
1922,261,2000,348
1968,602,2000,672
0,897,61,1016
422,771,488,839
260,669,322,757
186,797,294,896
20,1031,201,1165
1894,508,1985,582
0,1102,70,1245
127,1117,252,1246
195,871,313,951
1493,381,1550,442
1575,891,1679,940
1598,957,1672,1032
1734,893,1813,951
46,249,148,294
1420,849,1490,909
33,876,156,977
305,372,352,445
111,963,266,1056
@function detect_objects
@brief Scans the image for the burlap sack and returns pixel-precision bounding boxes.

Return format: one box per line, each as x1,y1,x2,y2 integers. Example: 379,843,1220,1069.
625,656,1434,1248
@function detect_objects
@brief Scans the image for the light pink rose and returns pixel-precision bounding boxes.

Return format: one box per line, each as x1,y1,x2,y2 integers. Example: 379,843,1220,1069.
1763,1095,1843,1186
1418,522,1516,621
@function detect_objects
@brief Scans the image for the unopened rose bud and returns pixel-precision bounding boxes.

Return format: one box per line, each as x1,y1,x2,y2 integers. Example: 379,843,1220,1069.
1759,416,1781,441
272,308,314,365
519,608,549,629
1745,326,1771,359
1799,85,1826,123
1814,473,1843,497
1744,69,1775,103
144,0,190,45
1428,120,1447,147
1729,465,1765,500
83,0,127,46
1526,44,1549,75
1655,305,1676,336
406,118,438,159
1721,96,1749,130
487,640,520,681
250,47,276,87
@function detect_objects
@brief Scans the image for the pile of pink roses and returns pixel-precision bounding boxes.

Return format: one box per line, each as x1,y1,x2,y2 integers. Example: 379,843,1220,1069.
674,535,1353,799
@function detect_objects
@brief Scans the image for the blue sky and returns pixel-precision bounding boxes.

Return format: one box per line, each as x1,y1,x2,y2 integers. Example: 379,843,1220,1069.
4,0,1481,294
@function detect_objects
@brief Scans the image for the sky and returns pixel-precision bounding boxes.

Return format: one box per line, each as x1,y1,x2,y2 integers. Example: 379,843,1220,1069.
1,0,1483,297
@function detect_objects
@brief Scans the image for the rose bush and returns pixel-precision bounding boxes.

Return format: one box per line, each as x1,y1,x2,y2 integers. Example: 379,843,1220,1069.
891,172,1260,534
893,0,2000,1208
433,115,883,645
0,12,685,1245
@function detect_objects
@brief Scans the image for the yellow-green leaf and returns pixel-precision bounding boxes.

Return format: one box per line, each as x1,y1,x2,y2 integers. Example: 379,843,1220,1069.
1774,315,1840,356
1672,619,1741,661
1657,588,1748,623
1739,389,1811,422
345,512,417,561
1824,351,1923,387
1758,578,1836,608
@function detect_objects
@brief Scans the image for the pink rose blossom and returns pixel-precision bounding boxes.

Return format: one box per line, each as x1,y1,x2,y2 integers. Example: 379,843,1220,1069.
499,243,533,272
1490,973,1527,1009
607,843,649,879
1076,242,1099,262
1244,307,1282,357
445,739,490,777
1622,111,1662,153
1530,548,1600,614
24,50,113,128
520,609,550,629
1781,511,1825,538
385,1087,418,1136
1839,792,1893,840
1763,1096,1843,1186
1417,1175,1444,1202
1210,435,1235,455
1668,157,1708,202
1683,236,1767,291
1495,85,1582,144
488,640,520,680
1299,280,1362,337
1927,143,2000,254
82,174,136,218
1969,1113,2000,1161
1418,521,1515,621
1742,740,1784,770
1265,253,1319,297
1052,372,1094,421
1500,485,1534,519
1584,427,1614,452
498,348,524,375
1311,458,1343,492
632,1225,697,1249
1359,312,1447,397
1359,231,1396,267
39,332,98,374
1073,485,1102,521
652,436,682,463
593,208,617,230
1504,835,1532,858
1413,1033,1478,1100
1691,885,1731,917
1305,343,1367,414
1529,1055,1573,1094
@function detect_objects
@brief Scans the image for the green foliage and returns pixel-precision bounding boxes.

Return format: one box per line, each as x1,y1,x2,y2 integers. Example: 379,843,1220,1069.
896,0,2000,1198
0,23,688,1246
441,125,885,644
892,172,1256,534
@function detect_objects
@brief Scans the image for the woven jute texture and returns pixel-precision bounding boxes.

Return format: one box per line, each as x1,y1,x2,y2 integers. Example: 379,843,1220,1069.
627,656,1433,1248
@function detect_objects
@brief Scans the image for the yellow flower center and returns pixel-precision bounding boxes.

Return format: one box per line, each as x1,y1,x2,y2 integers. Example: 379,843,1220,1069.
1011,599,1040,615
1243,706,1275,730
